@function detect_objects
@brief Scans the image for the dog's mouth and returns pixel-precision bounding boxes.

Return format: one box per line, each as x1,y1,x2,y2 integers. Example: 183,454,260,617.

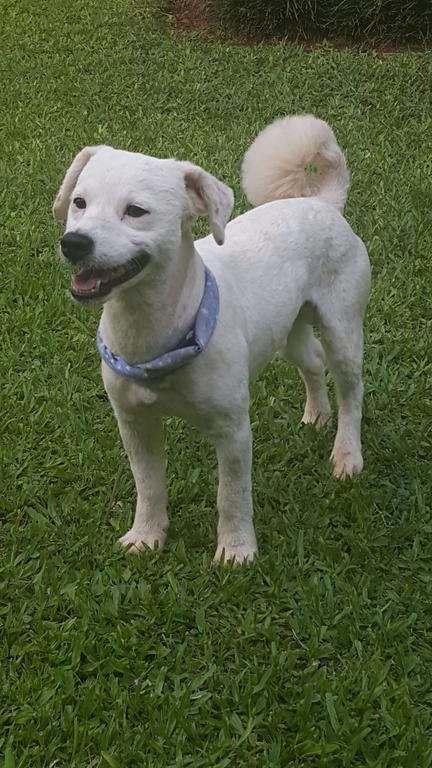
70,252,150,302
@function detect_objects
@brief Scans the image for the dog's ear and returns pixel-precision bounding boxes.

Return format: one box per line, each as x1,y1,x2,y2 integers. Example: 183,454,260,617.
181,162,234,246
53,146,103,222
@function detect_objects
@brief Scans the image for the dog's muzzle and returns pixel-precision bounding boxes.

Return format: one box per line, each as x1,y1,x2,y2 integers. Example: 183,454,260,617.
68,250,151,303
61,232,94,264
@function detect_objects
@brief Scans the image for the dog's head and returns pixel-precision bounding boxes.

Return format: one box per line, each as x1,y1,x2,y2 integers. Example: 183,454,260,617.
53,146,234,304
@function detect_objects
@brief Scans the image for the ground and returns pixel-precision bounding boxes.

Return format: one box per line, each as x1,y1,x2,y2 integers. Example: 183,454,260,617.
1,0,432,766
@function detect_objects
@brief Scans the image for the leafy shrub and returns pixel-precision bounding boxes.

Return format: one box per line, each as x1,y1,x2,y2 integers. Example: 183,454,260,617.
207,0,432,42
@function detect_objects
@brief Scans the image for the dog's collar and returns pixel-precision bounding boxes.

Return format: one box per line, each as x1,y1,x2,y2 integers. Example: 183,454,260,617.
96,266,219,384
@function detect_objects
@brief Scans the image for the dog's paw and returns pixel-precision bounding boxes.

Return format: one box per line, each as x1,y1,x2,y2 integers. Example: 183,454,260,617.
302,403,332,429
119,527,166,554
332,449,363,479
213,545,257,565
213,535,257,565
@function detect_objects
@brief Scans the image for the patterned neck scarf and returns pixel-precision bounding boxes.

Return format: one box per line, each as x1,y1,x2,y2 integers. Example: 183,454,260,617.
96,266,219,384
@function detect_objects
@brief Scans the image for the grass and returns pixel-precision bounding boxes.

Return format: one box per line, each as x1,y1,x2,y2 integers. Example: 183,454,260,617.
1,0,432,765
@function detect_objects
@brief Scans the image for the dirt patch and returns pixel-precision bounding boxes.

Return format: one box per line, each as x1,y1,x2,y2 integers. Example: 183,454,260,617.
170,0,213,34
168,0,431,53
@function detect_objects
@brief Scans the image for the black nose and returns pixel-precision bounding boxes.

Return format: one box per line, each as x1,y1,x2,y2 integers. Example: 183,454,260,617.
61,232,94,263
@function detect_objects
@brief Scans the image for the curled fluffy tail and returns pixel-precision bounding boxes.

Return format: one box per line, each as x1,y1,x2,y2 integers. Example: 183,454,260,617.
241,114,349,212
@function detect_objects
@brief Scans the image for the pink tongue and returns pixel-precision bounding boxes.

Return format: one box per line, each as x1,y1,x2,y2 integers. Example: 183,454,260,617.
74,273,100,290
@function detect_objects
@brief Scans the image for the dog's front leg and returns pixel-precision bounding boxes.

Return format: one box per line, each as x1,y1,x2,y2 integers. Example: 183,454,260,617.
212,418,257,564
116,412,168,554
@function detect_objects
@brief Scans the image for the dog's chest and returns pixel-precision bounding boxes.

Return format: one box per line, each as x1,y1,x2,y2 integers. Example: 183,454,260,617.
103,365,165,411
101,363,201,422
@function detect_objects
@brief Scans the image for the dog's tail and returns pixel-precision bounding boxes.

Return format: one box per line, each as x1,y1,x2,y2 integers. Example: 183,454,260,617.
241,114,349,213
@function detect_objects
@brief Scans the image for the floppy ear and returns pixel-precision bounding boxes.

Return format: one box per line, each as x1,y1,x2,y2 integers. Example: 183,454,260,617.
181,162,234,246
52,146,102,221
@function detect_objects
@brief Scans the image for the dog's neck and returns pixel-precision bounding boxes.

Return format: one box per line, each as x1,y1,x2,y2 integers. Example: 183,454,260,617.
99,232,205,364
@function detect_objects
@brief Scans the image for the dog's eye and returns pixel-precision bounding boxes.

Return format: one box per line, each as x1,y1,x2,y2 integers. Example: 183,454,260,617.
73,197,86,210
126,204,149,218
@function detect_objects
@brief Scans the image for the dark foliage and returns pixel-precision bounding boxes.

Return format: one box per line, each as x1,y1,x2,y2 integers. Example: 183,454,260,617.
207,0,432,42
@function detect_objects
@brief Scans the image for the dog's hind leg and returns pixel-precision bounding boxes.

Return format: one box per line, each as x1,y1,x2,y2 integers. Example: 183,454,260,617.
282,318,332,428
317,309,365,479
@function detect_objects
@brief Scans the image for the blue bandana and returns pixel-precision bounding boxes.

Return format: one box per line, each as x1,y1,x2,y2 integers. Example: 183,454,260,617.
96,266,219,384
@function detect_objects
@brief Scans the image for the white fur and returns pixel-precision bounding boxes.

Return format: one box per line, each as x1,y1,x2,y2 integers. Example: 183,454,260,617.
242,115,350,212
54,114,370,564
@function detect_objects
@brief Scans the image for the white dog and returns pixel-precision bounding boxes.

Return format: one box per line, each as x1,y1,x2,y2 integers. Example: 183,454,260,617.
54,115,370,563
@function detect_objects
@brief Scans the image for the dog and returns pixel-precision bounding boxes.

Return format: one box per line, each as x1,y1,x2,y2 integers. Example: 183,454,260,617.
53,114,371,563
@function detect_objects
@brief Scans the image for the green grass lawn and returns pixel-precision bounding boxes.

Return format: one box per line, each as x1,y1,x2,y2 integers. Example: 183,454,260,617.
1,0,432,765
